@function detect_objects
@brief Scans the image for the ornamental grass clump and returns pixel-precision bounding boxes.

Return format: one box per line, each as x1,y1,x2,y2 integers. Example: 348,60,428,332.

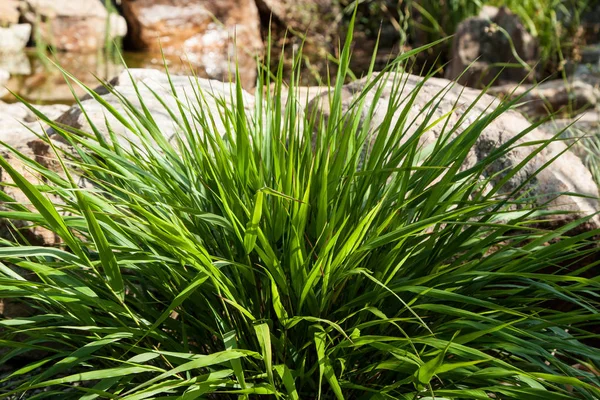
0,22,599,399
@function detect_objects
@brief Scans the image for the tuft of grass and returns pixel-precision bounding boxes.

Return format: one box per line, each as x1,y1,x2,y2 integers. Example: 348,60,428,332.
0,19,599,399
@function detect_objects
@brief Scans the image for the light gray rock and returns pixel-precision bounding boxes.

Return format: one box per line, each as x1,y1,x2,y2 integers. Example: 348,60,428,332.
52,68,255,148
0,52,31,76
0,24,32,54
488,79,600,119
108,12,128,39
309,72,599,227
0,101,70,246
445,6,537,88
0,101,70,144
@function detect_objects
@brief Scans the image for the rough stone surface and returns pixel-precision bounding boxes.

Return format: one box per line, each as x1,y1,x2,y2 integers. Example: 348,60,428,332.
255,0,339,36
445,6,538,88
308,72,599,227
52,68,255,148
0,139,64,246
0,0,21,26
0,24,32,54
0,101,69,246
20,0,127,53
488,79,600,119
0,52,31,76
121,0,263,88
0,101,70,144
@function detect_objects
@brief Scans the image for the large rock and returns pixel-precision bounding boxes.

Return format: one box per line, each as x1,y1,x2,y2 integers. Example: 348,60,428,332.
121,0,263,89
0,0,21,26
488,79,600,119
0,101,70,246
445,6,537,88
308,73,599,227
0,52,31,76
0,101,69,143
52,68,255,148
20,0,127,53
255,0,339,37
0,24,32,54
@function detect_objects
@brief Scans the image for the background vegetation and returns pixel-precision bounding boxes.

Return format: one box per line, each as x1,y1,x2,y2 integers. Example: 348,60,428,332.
341,0,593,76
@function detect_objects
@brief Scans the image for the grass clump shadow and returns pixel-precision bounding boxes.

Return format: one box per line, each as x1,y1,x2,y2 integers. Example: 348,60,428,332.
0,16,599,400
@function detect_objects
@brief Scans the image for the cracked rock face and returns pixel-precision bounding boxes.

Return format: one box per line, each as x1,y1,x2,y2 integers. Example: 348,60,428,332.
308,73,599,228
0,139,63,246
0,102,70,246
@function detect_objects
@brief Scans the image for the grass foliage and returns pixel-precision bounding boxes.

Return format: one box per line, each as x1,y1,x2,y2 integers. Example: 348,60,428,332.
0,21,600,399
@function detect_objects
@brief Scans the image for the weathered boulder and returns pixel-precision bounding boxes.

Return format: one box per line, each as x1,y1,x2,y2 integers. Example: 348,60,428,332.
488,79,600,119
0,139,64,246
0,101,69,143
20,0,127,53
308,72,599,227
52,68,255,147
255,0,339,37
0,101,70,246
0,24,32,54
0,0,21,26
120,0,263,88
445,6,537,88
